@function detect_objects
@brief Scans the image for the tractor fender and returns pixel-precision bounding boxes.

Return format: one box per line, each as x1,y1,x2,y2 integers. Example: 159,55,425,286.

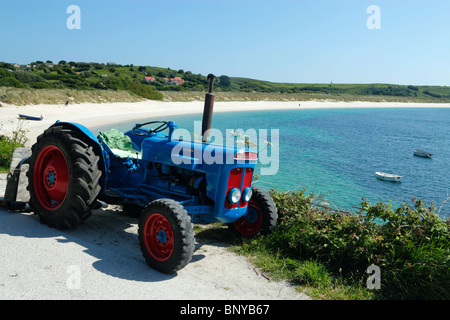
49,121,107,190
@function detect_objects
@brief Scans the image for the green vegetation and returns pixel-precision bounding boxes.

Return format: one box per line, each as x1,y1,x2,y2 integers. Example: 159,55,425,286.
196,189,450,300
0,121,28,172
2,61,450,105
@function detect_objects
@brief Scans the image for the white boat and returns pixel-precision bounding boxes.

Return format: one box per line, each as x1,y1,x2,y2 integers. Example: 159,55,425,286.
413,149,433,158
375,172,402,182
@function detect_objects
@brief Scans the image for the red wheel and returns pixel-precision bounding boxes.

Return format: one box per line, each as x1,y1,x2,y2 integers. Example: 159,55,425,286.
138,199,195,274
232,201,263,236
143,213,175,262
27,125,102,229
33,145,69,210
229,187,278,237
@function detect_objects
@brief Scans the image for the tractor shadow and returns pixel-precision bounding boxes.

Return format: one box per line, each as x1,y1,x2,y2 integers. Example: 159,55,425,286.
0,205,217,282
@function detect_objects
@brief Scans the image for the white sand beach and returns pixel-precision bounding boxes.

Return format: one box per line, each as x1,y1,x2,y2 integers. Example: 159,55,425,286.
1,99,450,146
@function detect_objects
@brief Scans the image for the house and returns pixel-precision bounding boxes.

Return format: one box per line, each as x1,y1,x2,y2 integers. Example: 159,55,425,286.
144,76,155,82
170,77,185,85
163,77,185,85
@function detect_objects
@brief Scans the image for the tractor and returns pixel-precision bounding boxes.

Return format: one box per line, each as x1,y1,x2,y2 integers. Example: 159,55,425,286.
2,74,278,274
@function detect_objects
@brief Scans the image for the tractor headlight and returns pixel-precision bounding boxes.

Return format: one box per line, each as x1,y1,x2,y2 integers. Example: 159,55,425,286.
242,187,253,202
227,188,241,204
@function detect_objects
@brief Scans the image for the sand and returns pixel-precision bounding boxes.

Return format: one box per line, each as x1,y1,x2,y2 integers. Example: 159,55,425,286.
2,99,450,146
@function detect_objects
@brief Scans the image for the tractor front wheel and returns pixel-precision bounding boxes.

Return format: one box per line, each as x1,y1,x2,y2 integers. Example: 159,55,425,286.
229,186,278,237
138,199,195,274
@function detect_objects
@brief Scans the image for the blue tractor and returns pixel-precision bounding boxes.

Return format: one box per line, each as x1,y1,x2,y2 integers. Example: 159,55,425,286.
3,74,278,273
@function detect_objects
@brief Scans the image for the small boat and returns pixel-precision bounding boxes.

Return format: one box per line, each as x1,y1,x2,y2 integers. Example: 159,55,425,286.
413,149,433,158
375,172,402,182
18,114,43,121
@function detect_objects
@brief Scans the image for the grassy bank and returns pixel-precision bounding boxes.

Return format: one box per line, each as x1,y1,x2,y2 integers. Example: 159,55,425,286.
196,189,450,300
2,87,450,107
0,87,145,106
162,90,450,103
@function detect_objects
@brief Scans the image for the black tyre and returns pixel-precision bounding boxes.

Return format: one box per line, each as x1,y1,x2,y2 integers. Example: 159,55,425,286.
27,125,102,229
228,186,278,237
138,199,195,274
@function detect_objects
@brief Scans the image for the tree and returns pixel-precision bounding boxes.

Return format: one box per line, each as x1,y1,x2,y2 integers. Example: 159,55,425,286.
219,75,231,87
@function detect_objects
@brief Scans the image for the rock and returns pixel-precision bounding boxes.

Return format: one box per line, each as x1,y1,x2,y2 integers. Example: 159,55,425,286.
9,147,31,202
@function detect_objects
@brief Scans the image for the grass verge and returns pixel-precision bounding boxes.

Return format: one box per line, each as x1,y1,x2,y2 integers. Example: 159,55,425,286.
195,189,449,300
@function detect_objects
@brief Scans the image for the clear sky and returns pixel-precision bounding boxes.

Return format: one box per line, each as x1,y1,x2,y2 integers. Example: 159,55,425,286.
1,0,449,85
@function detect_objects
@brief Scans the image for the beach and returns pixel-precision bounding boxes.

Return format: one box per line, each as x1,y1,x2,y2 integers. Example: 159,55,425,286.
2,99,450,145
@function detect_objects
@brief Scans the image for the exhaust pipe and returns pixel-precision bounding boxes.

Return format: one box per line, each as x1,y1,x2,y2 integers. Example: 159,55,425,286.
202,74,215,142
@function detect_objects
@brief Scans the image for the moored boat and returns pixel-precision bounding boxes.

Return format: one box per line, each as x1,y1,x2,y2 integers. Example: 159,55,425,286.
18,114,43,121
375,172,402,182
413,149,433,158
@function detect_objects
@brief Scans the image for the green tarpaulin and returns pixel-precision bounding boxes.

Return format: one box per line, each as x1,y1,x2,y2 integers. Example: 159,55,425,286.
98,128,141,158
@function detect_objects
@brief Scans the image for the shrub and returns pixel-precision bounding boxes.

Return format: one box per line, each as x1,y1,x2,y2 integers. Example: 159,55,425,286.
0,121,29,170
246,189,449,299
127,81,163,100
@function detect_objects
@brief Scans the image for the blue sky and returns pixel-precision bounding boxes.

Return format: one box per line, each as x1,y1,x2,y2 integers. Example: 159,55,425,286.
1,0,449,85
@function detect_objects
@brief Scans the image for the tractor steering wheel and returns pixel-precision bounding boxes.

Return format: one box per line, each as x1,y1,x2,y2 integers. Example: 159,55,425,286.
131,121,169,136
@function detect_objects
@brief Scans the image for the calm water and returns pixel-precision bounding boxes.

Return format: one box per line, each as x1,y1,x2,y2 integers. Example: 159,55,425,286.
95,107,450,219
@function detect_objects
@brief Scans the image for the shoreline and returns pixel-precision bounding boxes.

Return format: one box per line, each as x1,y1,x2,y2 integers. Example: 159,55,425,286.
1,99,450,146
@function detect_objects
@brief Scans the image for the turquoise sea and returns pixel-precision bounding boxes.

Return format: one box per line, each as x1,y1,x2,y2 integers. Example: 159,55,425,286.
95,107,450,219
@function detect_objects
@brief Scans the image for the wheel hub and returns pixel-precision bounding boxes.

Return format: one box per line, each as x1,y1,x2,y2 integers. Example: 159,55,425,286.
44,167,57,188
143,213,174,262
156,229,168,244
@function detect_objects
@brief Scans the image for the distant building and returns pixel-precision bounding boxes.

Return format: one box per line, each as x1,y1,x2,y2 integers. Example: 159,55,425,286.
170,77,185,85
144,76,155,82
163,76,185,85
107,62,116,66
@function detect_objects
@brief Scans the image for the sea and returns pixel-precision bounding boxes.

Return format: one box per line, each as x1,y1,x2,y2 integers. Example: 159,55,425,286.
94,107,450,220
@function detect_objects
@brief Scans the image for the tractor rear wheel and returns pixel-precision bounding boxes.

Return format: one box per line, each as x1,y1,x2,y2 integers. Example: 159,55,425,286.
27,126,102,229
138,199,194,274
229,186,278,237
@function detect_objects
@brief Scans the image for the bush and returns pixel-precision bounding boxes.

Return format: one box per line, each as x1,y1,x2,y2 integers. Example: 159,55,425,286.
127,81,163,100
245,189,449,299
0,121,29,170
